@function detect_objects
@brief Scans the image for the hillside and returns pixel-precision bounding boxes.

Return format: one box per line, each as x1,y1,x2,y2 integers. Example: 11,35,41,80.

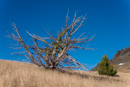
0,60,130,87
110,47,130,72
92,47,130,72
111,47,130,64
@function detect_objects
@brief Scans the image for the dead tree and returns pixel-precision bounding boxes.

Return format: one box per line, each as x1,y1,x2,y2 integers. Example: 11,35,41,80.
7,12,94,70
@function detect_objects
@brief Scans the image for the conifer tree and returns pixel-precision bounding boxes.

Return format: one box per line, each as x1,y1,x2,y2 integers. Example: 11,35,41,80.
97,55,117,76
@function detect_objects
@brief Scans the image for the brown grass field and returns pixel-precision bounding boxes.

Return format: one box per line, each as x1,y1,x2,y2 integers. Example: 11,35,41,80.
0,60,130,87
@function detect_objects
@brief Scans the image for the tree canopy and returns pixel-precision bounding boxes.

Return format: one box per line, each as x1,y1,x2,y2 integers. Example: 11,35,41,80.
97,55,117,76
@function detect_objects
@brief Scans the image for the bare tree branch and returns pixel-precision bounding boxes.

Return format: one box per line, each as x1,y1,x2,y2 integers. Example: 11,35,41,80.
8,12,94,71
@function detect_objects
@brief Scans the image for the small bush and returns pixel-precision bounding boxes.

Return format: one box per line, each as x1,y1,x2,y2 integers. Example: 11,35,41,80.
97,54,117,76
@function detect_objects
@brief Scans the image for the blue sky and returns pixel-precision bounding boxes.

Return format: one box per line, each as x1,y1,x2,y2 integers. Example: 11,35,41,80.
0,0,130,69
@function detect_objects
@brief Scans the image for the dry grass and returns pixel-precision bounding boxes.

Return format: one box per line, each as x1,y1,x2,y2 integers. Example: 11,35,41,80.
0,60,130,87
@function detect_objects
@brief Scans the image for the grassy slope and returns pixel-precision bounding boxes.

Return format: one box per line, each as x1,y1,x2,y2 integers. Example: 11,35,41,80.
113,61,130,73
0,60,130,87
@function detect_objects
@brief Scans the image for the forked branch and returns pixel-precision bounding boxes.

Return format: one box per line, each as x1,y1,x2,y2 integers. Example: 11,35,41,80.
8,12,94,71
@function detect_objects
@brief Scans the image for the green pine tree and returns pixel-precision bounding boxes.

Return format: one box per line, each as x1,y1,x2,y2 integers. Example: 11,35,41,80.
97,54,117,76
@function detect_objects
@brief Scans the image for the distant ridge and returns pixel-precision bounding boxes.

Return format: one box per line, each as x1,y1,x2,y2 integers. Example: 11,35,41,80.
91,47,130,72
110,47,130,64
